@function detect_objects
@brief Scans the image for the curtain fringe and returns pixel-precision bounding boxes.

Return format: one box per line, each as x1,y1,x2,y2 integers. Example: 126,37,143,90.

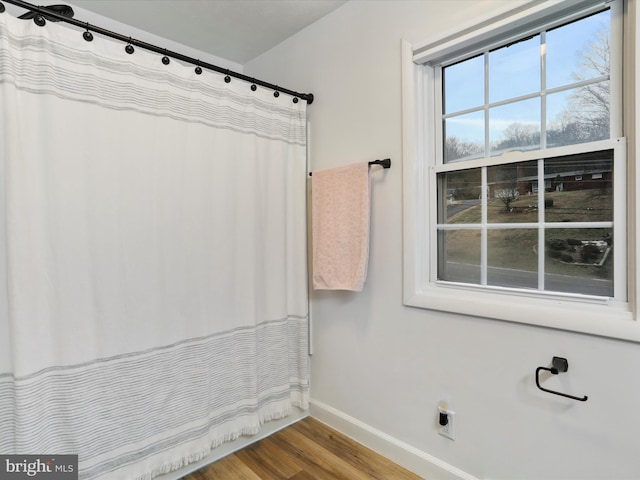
132,401,307,480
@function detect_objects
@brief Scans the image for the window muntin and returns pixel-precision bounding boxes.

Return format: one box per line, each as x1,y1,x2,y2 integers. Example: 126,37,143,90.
442,9,612,164
437,149,615,297
434,7,620,300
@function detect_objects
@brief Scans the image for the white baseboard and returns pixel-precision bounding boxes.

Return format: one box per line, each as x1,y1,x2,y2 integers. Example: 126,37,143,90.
309,399,479,480
159,408,309,480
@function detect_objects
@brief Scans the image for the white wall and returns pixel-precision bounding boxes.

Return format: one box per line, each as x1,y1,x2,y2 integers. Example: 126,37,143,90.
246,1,640,479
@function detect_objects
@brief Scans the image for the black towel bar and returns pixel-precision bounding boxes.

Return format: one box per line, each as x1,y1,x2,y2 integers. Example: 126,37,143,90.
308,158,391,176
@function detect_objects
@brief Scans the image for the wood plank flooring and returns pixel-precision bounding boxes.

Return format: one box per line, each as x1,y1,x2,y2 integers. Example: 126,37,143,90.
182,417,423,480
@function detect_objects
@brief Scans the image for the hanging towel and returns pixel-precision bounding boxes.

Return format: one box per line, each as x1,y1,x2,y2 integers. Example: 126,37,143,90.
311,162,371,291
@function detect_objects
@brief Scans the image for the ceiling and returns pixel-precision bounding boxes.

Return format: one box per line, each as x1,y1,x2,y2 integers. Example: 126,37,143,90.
66,0,347,64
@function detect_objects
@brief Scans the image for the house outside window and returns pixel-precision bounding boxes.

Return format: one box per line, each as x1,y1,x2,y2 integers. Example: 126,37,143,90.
402,0,640,340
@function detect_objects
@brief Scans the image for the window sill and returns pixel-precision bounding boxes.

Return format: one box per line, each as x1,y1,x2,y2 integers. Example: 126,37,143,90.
404,284,640,341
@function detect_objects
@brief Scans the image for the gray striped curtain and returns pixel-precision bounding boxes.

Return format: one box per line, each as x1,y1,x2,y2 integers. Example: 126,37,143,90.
0,11,309,480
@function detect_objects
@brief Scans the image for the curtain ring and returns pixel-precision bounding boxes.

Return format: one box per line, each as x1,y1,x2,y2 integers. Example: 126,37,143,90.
273,90,280,98
293,97,299,104
83,22,93,42
162,48,170,65
0,3,6,14
194,60,202,75
34,7,46,27
224,69,231,83
125,37,134,54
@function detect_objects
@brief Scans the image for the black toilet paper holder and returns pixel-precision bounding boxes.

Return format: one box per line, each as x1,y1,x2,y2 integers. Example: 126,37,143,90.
535,356,588,402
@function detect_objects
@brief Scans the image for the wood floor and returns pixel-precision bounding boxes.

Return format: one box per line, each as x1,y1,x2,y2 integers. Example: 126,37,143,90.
182,416,423,480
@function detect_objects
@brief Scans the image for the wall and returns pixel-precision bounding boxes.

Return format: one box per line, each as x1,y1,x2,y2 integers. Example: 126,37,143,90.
246,1,640,479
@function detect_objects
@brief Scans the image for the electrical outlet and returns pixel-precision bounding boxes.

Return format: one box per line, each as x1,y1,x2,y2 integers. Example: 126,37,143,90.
438,408,456,440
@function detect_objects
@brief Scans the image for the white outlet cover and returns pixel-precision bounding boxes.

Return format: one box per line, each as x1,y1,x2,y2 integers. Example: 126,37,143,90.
438,408,455,441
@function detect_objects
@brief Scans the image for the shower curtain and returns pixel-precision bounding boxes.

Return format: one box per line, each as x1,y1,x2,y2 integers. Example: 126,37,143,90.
0,11,308,480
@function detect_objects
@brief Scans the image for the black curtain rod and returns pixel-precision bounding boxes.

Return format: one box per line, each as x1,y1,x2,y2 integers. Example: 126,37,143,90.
0,0,314,104
308,159,391,176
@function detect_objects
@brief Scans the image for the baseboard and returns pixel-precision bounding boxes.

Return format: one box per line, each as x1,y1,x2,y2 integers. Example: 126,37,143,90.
159,407,309,480
309,399,479,480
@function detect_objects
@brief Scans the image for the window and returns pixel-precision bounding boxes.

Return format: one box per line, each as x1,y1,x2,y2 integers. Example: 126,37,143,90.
402,0,640,340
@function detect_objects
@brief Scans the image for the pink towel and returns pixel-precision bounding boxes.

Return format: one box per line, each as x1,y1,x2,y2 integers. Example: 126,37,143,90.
311,162,370,291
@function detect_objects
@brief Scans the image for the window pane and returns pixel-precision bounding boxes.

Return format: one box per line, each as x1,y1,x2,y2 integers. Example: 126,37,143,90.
444,55,484,114
487,229,538,289
546,85,610,148
545,227,613,296
437,169,481,224
489,98,540,156
544,150,613,222
487,161,538,223
438,229,481,284
546,10,610,89
489,35,540,103
444,111,485,162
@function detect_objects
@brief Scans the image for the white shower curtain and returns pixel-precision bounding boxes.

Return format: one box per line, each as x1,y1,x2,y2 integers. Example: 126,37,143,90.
0,11,308,480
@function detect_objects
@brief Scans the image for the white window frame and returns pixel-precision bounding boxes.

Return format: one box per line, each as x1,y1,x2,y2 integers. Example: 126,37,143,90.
402,0,640,341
